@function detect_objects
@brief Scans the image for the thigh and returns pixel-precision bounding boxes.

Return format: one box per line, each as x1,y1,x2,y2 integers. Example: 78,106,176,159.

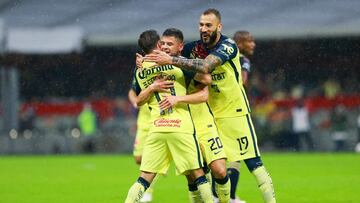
216,114,260,162
167,132,204,175
140,132,171,175
197,127,227,165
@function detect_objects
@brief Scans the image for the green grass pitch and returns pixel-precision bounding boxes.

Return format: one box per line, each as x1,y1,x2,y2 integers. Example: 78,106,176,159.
1,153,359,203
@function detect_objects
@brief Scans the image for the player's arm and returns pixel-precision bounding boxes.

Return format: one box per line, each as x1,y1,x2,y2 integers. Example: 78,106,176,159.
242,70,248,86
194,73,212,85
128,89,139,109
144,50,222,74
136,79,174,106
159,85,208,110
240,56,251,86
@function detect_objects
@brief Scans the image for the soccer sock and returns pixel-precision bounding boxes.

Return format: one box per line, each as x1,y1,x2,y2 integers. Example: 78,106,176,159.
252,166,276,203
214,175,231,203
211,173,218,198
188,183,202,203
195,175,214,203
227,167,240,199
124,177,150,203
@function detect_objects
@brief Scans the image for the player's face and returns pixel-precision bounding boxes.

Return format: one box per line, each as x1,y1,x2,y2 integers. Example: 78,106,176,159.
199,13,222,46
238,35,256,56
160,36,183,57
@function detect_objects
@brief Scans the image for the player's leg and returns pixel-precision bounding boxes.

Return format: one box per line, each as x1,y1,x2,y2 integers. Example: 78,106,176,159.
227,161,241,201
244,115,276,203
125,171,156,203
133,129,155,202
245,157,275,203
168,132,213,203
209,158,231,203
186,174,203,203
196,127,230,203
216,116,253,203
187,168,214,203
126,132,170,203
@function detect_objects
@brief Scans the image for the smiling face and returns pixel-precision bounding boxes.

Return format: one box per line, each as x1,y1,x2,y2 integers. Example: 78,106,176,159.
199,13,222,47
160,35,183,57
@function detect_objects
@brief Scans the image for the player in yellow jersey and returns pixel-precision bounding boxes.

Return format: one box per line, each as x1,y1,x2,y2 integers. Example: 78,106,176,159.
125,30,213,203
145,8,276,203
158,28,230,203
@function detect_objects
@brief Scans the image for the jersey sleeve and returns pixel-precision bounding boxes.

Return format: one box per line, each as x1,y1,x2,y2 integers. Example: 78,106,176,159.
240,56,251,72
130,68,141,95
210,39,238,65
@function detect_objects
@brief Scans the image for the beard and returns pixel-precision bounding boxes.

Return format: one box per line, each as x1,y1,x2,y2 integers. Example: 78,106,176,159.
201,28,218,46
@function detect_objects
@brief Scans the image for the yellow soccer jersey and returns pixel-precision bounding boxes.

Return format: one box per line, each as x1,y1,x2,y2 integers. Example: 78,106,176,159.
133,61,195,134
182,35,251,119
187,81,216,135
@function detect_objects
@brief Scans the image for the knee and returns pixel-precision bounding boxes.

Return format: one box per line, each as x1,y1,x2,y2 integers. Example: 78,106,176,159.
210,160,227,179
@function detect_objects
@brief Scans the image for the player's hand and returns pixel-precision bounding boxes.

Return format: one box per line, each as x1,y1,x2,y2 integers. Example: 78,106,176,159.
159,95,178,110
144,50,172,65
150,79,174,93
136,53,144,69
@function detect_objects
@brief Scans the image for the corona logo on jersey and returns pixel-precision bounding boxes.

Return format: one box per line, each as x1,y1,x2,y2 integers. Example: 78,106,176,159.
138,65,174,79
153,118,182,127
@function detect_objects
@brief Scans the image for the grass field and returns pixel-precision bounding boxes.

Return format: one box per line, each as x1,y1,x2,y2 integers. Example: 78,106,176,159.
1,153,359,203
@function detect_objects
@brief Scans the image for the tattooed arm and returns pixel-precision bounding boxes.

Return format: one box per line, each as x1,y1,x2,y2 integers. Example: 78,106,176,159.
144,50,223,74
172,54,222,74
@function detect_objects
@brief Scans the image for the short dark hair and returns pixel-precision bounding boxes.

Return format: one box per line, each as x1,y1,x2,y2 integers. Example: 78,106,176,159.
233,30,251,43
138,29,160,54
203,8,221,22
162,28,184,42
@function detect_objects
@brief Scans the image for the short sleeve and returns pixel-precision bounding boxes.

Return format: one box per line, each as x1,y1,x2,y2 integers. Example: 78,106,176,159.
240,56,251,72
210,39,238,65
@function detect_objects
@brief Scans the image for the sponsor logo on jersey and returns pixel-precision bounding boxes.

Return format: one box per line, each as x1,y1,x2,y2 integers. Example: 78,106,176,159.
154,118,182,127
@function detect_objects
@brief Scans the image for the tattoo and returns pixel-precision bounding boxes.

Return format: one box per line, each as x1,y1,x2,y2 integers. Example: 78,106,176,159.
172,55,222,74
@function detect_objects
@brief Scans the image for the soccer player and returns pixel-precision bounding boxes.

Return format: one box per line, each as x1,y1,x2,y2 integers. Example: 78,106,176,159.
219,30,256,203
125,30,213,203
145,8,276,203
159,28,230,203
233,30,256,86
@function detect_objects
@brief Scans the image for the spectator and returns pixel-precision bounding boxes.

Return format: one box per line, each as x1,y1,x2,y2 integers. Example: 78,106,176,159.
290,99,314,151
330,105,349,151
78,103,98,153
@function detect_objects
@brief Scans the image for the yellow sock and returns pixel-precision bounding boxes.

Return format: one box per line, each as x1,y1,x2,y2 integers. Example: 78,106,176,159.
197,181,214,203
215,178,231,203
188,190,202,203
124,182,146,203
252,166,276,203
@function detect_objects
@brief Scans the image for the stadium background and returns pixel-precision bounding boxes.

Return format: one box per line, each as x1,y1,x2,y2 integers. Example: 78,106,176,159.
1,1,360,203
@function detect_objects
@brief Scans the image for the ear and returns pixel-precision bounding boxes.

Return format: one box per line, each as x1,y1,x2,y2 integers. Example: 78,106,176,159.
178,42,184,53
218,23,223,32
156,41,161,49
